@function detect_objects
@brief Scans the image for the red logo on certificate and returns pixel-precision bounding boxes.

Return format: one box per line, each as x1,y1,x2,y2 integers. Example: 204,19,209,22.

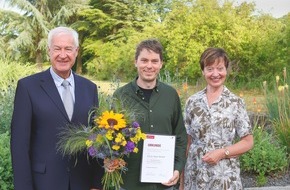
146,135,155,139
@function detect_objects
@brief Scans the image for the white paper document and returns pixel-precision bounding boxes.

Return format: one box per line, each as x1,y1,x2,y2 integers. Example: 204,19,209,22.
140,134,176,183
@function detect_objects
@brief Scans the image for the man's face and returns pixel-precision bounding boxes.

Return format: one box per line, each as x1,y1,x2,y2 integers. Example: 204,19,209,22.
135,49,163,84
48,32,78,79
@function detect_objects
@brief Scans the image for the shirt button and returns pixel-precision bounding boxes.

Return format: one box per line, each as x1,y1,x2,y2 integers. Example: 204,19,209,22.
150,110,152,112
151,125,153,128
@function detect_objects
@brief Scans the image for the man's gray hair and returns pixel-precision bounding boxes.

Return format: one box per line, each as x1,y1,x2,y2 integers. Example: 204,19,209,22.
47,26,79,48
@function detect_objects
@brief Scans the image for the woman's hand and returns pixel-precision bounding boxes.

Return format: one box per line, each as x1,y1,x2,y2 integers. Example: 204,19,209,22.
162,170,180,186
202,149,224,165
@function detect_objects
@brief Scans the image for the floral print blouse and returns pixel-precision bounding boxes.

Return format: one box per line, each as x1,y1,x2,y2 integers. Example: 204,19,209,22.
183,86,252,190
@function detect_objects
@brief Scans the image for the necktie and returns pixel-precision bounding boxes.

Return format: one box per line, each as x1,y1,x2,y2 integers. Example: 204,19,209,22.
62,80,74,120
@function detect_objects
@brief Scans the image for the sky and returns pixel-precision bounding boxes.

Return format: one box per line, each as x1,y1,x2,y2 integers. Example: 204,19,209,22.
0,0,290,18
235,0,290,18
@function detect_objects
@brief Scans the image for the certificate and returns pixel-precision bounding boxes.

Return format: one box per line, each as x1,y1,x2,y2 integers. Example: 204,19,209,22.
140,134,176,183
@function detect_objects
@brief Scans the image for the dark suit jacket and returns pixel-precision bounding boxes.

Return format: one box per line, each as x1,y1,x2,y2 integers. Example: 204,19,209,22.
11,69,103,190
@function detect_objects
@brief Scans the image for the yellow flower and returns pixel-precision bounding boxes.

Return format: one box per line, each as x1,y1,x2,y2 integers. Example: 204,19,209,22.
139,131,146,140
114,133,127,146
137,128,146,139
96,111,126,130
276,75,280,85
112,144,120,150
115,133,123,142
133,147,138,153
130,136,138,143
276,75,280,83
278,85,284,92
130,129,146,143
285,84,289,90
86,140,93,147
105,130,114,140
96,134,103,143
263,81,267,89
121,140,127,146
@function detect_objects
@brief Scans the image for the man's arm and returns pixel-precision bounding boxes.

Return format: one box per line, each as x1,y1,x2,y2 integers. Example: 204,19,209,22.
11,80,34,190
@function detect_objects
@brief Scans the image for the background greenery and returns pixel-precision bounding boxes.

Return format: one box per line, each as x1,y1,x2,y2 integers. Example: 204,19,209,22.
0,0,289,88
0,0,289,189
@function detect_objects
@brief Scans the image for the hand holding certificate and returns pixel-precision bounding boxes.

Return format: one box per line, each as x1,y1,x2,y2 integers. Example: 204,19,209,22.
140,134,176,183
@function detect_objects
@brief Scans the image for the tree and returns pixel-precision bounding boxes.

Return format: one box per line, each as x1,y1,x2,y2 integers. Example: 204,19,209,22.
0,0,88,68
78,0,161,79
154,0,283,85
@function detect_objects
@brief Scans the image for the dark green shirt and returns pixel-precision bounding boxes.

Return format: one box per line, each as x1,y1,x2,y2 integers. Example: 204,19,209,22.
113,78,187,190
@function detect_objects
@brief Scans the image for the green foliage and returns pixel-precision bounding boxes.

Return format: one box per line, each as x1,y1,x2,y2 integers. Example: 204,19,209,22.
80,0,288,88
158,0,286,86
263,67,290,154
256,173,267,187
273,117,290,154
0,0,88,65
87,0,158,40
0,60,38,134
0,88,15,134
0,132,14,190
85,38,137,80
240,126,289,186
0,59,37,91
1,0,289,88
0,60,37,188
57,124,91,156
79,0,159,79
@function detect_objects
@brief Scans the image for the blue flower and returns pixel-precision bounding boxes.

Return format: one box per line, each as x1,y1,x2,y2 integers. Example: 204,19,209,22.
132,121,140,128
88,146,97,157
125,141,135,153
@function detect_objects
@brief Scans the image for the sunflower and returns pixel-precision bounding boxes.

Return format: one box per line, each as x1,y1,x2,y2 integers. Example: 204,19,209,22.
96,111,127,130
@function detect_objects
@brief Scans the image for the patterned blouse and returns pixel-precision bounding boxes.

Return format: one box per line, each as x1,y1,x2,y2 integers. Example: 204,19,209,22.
183,86,252,190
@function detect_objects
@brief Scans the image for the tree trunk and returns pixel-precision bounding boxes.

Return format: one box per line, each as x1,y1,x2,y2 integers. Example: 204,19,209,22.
76,32,84,74
36,49,43,70
76,53,83,74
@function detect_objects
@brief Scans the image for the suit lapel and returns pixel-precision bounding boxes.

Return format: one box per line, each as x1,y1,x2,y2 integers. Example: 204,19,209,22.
40,69,69,121
73,74,82,121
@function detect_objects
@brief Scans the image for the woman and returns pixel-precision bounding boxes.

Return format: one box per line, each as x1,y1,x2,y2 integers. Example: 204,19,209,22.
181,47,254,190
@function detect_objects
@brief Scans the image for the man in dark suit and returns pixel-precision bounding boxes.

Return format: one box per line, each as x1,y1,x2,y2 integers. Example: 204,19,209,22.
10,26,104,190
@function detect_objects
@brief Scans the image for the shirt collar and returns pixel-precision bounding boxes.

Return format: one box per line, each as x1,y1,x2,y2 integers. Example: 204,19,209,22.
132,77,159,94
50,67,74,87
203,86,230,97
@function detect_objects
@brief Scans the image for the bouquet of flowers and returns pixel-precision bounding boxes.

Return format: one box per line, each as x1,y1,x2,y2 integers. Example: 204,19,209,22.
57,95,146,190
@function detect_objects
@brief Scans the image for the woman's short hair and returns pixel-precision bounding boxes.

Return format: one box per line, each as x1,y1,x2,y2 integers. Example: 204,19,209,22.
199,47,229,70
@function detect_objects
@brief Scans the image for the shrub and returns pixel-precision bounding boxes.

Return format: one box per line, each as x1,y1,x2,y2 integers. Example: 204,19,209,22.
0,59,38,134
0,60,38,189
263,67,290,154
0,87,15,134
0,59,37,92
273,117,290,154
0,132,14,190
240,126,289,186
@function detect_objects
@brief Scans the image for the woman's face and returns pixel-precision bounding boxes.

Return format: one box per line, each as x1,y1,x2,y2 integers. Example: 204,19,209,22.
202,58,227,89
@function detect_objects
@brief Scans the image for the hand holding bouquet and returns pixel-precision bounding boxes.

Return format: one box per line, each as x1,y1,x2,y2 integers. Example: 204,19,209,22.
58,96,146,190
